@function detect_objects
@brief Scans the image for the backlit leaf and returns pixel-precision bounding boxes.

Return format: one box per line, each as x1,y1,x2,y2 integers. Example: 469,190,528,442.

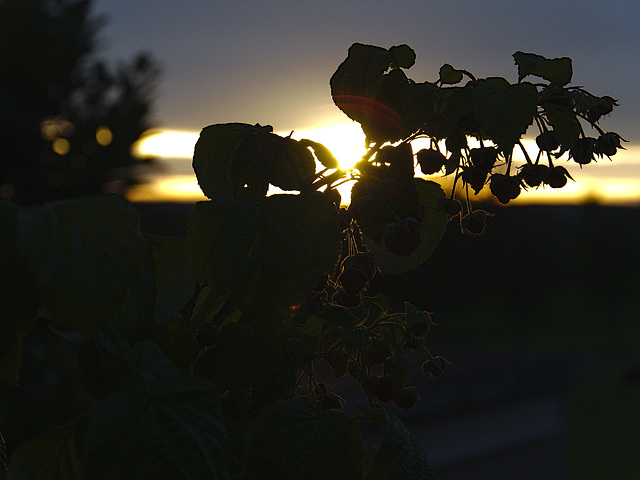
16,196,148,332
193,123,270,200
148,236,196,325
359,406,434,480
363,179,448,274
298,138,340,169
543,104,581,153
389,44,416,69
439,64,463,85
513,51,573,86
472,79,538,152
187,193,341,309
82,375,228,480
330,43,412,143
9,422,82,480
193,123,316,200
247,398,363,480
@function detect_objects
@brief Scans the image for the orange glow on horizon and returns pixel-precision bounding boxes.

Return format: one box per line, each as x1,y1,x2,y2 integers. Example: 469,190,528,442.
128,125,640,206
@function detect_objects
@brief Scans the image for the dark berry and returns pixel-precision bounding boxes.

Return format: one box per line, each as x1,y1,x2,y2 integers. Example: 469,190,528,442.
416,148,447,175
461,166,488,195
436,197,463,217
338,265,368,295
393,386,420,409
489,174,521,204
374,376,397,403
570,138,596,165
422,356,452,379
545,166,573,188
519,164,549,188
586,96,618,124
535,131,560,152
594,132,626,158
470,147,498,172
365,342,391,365
461,210,493,236
445,132,467,152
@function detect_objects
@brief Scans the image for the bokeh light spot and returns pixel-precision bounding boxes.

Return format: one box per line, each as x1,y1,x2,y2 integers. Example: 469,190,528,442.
96,126,113,146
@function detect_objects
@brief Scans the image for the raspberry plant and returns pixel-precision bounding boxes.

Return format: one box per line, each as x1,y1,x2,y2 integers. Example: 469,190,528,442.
1,43,622,479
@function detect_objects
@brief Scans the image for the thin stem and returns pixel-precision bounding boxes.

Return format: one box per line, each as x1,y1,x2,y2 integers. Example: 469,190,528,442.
517,141,534,166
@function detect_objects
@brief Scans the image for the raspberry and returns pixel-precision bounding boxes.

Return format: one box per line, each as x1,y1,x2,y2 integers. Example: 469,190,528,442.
535,131,560,152
489,174,521,204
416,148,447,175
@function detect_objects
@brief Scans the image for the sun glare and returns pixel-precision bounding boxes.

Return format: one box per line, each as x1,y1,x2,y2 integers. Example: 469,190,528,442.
132,130,200,159
130,126,639,206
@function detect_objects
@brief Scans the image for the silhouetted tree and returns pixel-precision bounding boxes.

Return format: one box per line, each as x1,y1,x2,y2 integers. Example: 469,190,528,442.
0,0,159,205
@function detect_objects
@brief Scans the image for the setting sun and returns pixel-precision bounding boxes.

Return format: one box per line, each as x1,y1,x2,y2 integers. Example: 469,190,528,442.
128,125,640,206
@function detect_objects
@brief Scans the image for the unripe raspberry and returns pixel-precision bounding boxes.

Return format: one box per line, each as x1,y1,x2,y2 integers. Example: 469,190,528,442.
416,148,447,175
570,138,596,165
535,131,560,152
519,164,549,188
489,174,521,204
393,386,420,409
545,166,573,188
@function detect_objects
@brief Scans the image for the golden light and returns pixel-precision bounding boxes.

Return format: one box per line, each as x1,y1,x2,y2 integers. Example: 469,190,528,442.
95,126,113,147
132,130,199,159
127,175,207,203
289,122,366,171
130,125,639,206
52,137,70,156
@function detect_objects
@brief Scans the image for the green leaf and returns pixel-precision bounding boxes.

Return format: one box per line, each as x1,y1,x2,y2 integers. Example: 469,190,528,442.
193,123,316,200
189,286,230,330
251,343,296,410
148,236,196,325
187,193,341,309
297,138,340,169
126,339,181,379
194,322,294,408
150,313,198,374
82,375,228,480
330,43,413,143
363,179,448,274
247,398,363,480
472,79,538,152
543,103,581,153
513,51,573,86
193,123,270,200
9,422,83,480
439,64,463,85
270,138,317,191
194,323,262,393
389,44,416,69
357,405,434,480
0,201,40,328
16,196,148,333
364,410,434,480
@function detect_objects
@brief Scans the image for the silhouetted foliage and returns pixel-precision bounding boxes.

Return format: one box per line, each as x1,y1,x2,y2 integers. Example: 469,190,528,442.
0,0,159,205
0,43,624,479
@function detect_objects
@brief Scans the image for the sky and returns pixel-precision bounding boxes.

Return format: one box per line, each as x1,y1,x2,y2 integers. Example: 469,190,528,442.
92,0,640,204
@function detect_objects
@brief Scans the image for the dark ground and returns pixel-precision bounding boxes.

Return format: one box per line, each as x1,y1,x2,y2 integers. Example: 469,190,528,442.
3,202,639,478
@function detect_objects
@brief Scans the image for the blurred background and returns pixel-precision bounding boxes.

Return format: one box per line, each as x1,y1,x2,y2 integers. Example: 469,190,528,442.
1,0,639,478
